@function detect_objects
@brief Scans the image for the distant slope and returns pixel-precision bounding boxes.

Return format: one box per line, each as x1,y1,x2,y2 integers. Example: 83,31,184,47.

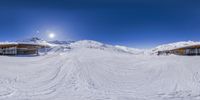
69,40,144,55
1,38,200,55
152,41,200,52
17,37,53,46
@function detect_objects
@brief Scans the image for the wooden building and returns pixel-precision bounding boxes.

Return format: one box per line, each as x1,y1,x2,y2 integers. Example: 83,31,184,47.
158,45,200,56
0,43,45,55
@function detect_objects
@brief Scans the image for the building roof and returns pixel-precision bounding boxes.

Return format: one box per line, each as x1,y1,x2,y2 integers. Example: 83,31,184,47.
173,44,200,50
0,41,52,46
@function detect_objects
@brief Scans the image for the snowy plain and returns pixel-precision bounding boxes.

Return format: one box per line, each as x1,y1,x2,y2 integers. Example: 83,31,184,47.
0,40,200,100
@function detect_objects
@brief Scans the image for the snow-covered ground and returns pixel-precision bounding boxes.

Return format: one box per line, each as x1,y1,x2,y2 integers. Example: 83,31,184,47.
0,40,200,100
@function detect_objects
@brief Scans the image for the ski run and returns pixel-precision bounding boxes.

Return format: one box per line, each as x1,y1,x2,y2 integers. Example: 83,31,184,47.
0,40,200,100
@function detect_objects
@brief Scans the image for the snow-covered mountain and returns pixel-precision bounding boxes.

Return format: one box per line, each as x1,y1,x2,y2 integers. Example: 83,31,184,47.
157,41,200,51
48,40,75,45
0,38,144,55
16,37,52,46
1,38,200,55
152,41,200,52
115,45,145,54
69,40,144,55
18,37,45,43
69,40,200,55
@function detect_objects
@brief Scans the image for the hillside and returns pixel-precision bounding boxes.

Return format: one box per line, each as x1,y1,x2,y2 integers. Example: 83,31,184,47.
2,38,200,54
0,40,200,100
152,41,200,52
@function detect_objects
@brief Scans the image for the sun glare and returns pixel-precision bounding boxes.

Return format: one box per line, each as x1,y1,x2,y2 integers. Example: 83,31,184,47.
49,33,55,39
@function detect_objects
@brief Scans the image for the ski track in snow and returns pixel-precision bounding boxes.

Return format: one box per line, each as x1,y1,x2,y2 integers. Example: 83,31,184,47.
0,47,200,100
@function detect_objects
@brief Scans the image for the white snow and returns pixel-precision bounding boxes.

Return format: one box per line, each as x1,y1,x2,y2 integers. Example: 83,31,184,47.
0,40,200,100
0,38,55,47
152,41,200,52
115,45,144,55
0,42,18,45
70,40,145,55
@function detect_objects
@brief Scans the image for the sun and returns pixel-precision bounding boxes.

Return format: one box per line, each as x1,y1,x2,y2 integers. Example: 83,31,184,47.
49,33,55,39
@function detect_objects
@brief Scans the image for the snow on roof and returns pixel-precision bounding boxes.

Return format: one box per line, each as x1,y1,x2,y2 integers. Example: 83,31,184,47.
153,41,200,51
0,42,18,45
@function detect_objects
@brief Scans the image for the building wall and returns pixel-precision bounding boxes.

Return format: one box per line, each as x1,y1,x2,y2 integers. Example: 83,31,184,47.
0,48,2,54
17,48,38,55
158,47,200,56
0,46,17,55
185,48,200,55
0,44,41,55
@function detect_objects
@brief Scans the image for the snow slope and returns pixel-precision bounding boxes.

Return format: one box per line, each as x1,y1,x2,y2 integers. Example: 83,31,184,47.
70,40,144,55
152,41,200,52
0,40,200,100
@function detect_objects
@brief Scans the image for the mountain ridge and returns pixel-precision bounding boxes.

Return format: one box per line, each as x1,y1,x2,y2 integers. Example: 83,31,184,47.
1,37,200,54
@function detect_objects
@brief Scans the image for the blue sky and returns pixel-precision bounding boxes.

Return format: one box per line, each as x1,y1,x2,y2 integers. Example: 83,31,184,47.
0,0,200,48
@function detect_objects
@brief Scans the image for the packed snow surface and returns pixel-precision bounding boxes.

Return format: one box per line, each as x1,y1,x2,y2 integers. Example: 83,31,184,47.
0,40,200,100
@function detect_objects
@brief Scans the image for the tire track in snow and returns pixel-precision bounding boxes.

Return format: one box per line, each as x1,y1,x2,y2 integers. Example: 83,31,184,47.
0,52,76,99
16,57,72,99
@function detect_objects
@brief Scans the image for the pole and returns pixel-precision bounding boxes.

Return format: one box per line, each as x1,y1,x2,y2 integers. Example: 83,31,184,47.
45,45,47,55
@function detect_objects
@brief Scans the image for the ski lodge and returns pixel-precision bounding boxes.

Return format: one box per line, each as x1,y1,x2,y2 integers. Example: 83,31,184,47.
158,45,200,56
0,43,45,55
